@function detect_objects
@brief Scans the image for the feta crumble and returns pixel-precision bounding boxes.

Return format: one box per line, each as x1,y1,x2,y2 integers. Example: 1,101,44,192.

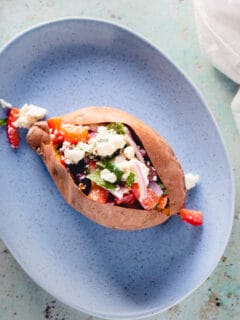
64,148,85,165
100,169,117,183
13,104,47,128
124,146,135,159
115,158,149,186
89,125,126,157
185,173,199,190
0,99,12,108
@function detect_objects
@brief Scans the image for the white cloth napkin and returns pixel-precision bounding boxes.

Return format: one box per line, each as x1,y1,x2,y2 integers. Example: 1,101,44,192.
193,0,240,132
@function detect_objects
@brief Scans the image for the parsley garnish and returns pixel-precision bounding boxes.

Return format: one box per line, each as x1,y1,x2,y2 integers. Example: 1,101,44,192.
87,170,116,191
158,182,168,195
107,122,126,134
97,160,124,182
126,172,135,186
0,118,7,127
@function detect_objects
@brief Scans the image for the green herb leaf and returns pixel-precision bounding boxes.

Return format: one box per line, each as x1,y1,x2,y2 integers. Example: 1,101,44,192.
107,122,126,134
0,118,7,127
96,161,106,169
105,162,124,181
126,172,135,187
158,181,168,195
97,160,124,182
87,170,116,191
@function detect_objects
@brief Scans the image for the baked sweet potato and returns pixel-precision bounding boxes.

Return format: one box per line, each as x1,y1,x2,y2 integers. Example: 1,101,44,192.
27,106,186,230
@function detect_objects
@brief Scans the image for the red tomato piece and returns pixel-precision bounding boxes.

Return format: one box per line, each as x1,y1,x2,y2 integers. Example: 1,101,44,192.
6,108,19,149
114,192,136,205
141,188,160,210
180,208,203,226
132,183,140,198
88,160,97,173
88,185,109,204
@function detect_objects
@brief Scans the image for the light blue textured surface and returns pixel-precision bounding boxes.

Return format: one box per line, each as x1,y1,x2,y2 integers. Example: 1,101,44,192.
0,1,239,320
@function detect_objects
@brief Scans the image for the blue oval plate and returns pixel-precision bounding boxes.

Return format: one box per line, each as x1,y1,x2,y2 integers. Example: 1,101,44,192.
0,18,234,319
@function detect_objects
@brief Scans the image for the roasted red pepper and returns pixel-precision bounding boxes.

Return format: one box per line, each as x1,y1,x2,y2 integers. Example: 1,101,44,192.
6,108,19,149
88,184,109,203
114,192,136,206
132,183,162,210
180,208,203,226
47,117,90,145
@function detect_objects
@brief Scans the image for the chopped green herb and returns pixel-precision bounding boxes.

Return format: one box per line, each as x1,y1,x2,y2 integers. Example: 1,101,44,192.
107,122,126,134
0,118,7,127
105,162,124,181
158,181,168,195
85,167,90,175
96,161,105,169
87,170,116,191
126,172,135,186
89,154,96,160
97,160,124,182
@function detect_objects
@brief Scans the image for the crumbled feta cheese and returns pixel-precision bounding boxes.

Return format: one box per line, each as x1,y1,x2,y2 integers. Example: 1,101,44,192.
64,148,85,164
110,186,129,200
89,125,126,157
115,158,149,185
113,155,126,164
97,126,107,134
13,104,47,128
100,169,117,183
76,141,92,153
61,124,76,130
62,141,71,148
59,141,71,152
0,99,12,108
121,173,129,181
115,160,131,176
61,123,89,132
185,173,199,190
124,146,135,159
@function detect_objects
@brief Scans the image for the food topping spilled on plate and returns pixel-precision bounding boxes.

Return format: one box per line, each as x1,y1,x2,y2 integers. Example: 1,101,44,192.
0,99,47,148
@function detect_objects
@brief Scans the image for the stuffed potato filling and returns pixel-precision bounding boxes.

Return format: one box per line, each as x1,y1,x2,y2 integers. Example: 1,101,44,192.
47,118,169,212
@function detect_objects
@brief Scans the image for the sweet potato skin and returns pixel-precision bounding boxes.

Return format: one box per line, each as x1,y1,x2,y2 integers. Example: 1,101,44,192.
27,107,186,230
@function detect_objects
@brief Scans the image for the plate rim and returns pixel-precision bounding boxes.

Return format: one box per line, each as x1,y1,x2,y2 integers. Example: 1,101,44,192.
0,17,235,320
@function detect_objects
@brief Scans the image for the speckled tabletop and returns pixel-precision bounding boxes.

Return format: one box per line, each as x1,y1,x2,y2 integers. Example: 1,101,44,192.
0,1,239,320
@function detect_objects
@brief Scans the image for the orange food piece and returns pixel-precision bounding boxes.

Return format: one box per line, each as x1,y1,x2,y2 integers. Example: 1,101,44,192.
62,126,89,144
47,117,65,144
47,117,89,145
158,195,168,210
47,117,62,130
